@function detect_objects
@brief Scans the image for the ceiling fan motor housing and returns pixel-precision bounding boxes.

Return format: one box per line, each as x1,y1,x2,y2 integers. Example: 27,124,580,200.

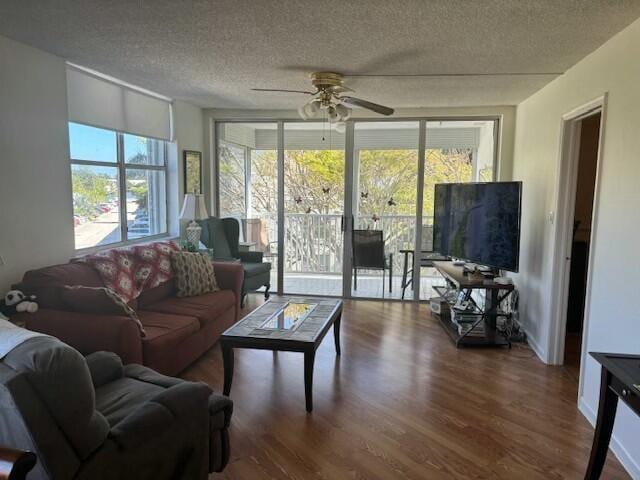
310,71,345,91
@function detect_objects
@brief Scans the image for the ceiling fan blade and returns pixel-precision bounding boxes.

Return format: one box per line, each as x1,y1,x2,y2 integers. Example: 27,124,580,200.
340,96,394,116
251,88,315,95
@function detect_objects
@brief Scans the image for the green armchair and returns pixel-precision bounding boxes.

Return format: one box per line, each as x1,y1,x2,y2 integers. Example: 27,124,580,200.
199,217,271,307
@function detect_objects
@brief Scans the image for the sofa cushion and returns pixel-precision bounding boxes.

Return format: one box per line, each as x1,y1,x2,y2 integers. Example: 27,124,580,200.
61,286,146,337
138,310,200,348
241,262,271,277
137,279,175,308
171,251,219,298
95,376,164,426
142,290,236,328
21,263,105,309
138,311,200,366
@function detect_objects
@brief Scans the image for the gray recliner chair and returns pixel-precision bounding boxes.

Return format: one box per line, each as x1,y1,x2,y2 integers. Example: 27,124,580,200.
0,335,232,479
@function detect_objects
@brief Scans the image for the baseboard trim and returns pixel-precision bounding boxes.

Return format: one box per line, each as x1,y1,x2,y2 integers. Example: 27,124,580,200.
578,396,640,479
523,328,548,364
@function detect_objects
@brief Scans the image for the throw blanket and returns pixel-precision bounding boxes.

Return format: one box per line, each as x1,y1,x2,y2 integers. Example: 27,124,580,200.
79,241,180,302
0,319,49,359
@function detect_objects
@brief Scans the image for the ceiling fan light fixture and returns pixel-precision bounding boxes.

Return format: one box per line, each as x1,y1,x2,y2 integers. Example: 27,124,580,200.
334,122,346,134
308,99,321,114
335,103,351,120
301,101,320,119
327,105,340,122
266,71,392,120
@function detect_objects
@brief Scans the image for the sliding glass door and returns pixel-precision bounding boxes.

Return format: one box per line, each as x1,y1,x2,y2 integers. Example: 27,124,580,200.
217,123,278,293
216,118,498,300
350,121,419,299
417,119,497,300
283,122,345,296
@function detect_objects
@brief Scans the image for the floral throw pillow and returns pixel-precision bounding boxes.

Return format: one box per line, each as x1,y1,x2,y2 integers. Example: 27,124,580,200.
171,251,219,298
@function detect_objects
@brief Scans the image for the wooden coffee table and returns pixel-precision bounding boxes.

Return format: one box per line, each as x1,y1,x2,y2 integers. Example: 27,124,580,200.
220,296,342,412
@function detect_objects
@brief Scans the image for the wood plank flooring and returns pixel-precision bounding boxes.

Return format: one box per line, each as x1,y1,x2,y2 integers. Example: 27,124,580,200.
181,296,630,479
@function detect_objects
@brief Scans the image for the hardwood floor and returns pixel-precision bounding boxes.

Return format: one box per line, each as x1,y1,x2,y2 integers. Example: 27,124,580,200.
182,295,629,479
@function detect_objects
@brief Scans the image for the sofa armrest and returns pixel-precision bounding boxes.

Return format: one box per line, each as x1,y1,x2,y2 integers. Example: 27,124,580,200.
110,382,212,450
85,351,124,388
208,394,233,430
208,394,233,472
212,261,244,317
123,363,184,388
109,401,173,450
238,251,263,263
152,382,212,416
24,309,143,365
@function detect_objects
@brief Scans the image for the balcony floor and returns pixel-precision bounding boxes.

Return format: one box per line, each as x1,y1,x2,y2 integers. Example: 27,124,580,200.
265,271,446,300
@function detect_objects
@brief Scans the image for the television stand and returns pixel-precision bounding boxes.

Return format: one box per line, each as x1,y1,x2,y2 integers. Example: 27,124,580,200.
432,261,513,348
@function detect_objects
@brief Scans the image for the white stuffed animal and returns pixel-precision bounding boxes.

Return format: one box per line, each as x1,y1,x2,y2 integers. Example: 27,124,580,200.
0,290,39,316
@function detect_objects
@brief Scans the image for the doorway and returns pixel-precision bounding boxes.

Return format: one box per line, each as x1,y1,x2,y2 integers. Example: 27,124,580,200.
563,112,601,381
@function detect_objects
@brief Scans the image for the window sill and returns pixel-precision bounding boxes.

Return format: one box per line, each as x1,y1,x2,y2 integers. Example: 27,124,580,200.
73,233,178,258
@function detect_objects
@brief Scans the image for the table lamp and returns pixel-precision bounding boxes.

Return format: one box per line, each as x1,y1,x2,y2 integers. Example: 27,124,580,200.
179,193,209,249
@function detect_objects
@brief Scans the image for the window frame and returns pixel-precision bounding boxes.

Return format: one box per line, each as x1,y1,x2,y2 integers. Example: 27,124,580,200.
69,122,170,252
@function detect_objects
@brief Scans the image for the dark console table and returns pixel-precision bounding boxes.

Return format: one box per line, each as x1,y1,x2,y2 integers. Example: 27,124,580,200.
585,352,640,479
432,261,513,348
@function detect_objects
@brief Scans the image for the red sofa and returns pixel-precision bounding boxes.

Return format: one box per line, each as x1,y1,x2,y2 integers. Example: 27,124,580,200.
13,254,244,376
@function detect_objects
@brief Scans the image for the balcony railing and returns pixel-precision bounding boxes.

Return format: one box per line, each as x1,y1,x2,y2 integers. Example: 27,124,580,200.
250,213,432,275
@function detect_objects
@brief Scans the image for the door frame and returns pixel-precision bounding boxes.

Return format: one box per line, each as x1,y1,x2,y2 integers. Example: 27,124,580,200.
213,116,501,300
547,95,607,384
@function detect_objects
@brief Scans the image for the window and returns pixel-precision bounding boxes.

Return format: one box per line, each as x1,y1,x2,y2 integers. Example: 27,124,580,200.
69,123,168,250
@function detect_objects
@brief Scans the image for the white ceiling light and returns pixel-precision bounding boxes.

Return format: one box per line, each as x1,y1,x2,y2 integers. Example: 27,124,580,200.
335,103,350,121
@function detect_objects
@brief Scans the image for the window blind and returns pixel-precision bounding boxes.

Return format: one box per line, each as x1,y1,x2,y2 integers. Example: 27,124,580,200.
66,65,173,141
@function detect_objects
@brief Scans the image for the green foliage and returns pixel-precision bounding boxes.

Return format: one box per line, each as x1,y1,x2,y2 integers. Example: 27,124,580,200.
219,143,477,220
128,181,149,211
71,167,116,218
423,149,473,217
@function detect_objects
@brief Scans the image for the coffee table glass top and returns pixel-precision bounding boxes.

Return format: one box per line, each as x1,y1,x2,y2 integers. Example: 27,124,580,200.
223,297,342,343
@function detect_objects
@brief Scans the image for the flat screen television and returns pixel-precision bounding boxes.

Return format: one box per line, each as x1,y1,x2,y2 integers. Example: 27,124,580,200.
433,181,522,272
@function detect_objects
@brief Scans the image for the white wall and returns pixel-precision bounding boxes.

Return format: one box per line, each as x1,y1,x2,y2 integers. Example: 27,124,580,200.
0,36,204,288
0,35,74,293
512,18,640,478
169,100,205,235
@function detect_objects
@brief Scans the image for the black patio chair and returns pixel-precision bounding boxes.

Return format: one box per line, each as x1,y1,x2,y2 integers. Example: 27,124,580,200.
352,229,393,295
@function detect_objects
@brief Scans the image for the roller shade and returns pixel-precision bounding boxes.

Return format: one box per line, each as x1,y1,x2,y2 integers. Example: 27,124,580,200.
66,65,173,141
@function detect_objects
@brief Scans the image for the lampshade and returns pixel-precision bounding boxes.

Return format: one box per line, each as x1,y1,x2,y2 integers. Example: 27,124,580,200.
179,193,209,221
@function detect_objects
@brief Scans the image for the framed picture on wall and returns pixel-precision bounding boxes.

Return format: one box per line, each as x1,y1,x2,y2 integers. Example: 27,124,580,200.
183,150,202,194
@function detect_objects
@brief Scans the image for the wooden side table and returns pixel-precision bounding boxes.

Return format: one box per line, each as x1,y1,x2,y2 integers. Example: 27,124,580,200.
585,352,640,479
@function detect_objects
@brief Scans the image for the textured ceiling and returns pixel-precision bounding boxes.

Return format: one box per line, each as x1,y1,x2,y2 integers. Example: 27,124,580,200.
1,1,639,109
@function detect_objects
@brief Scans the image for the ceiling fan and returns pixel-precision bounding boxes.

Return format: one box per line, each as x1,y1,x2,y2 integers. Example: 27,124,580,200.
252,72,394,127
